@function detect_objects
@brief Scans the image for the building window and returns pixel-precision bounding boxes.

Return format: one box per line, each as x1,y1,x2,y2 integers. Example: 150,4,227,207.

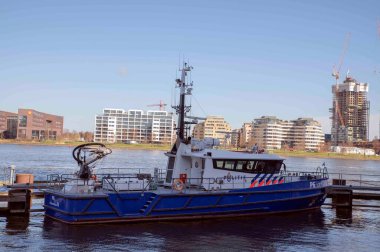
19,115,27,127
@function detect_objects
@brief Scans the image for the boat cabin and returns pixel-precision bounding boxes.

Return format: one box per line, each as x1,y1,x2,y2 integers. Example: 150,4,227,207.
165,138,285,190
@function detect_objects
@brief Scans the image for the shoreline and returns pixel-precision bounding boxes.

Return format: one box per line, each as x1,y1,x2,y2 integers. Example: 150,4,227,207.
269,150,380,161
0,140,171,151
1,140,379,161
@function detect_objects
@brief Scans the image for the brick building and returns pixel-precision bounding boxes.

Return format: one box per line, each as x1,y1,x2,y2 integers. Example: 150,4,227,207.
17,109,64,140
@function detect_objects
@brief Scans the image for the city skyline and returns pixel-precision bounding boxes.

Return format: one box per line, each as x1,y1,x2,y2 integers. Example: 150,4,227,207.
1,1,379,139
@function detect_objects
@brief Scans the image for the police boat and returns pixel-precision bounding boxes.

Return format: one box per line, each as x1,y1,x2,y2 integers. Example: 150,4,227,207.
43,63,329,224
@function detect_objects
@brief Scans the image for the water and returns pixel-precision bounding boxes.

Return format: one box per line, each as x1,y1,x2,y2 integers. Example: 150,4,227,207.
1,144,380,251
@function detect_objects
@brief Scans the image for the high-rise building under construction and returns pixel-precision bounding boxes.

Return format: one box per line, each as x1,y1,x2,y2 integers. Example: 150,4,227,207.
330,76,370,145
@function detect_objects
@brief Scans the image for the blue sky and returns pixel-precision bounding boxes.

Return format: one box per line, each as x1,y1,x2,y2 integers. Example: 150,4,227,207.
1,0,380,138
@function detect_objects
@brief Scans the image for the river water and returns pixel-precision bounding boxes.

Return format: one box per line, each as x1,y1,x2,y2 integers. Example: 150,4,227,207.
0,144,380,251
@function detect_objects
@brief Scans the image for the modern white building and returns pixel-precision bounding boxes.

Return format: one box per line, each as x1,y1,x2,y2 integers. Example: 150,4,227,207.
251,116,324,151
94,108,175,144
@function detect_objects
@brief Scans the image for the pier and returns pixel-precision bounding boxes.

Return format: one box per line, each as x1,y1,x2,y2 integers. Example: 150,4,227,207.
325,173,380,208
2,171,380,215
0,189,32,214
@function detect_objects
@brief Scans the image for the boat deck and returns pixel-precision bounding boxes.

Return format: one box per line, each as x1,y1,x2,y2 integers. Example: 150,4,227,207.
47,185,230,197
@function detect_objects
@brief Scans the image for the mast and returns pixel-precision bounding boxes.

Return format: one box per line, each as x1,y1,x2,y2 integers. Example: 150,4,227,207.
173,62,193,148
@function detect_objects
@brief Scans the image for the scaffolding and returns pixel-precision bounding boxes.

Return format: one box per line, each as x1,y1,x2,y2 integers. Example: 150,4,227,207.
330,76,370,145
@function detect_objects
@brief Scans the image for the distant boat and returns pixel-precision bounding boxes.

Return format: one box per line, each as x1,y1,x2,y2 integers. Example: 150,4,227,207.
43,63,329,224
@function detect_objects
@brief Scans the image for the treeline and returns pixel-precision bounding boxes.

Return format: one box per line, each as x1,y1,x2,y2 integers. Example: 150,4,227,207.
371,140,380,154
57,130,94,142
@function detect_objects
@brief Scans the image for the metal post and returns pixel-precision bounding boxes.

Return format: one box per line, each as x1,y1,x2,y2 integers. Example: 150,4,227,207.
9,165,15,185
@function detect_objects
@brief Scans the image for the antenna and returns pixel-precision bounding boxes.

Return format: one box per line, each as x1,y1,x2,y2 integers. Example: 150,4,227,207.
178,53,181,71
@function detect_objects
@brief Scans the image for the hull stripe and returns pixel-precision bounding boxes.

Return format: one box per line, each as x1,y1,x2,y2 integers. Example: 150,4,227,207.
258,174,268,187
265,174,274,185
249,174,262,188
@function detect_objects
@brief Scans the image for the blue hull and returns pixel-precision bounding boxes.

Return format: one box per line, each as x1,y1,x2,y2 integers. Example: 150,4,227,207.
44,179,328,224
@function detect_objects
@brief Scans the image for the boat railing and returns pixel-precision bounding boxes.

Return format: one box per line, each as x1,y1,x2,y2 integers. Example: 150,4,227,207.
101,175,154,192
45,167,166,189
46,172,157,194
327,172,380,187
45,168,330,193
281,170,329,180
99,167,166,179
170,172,329,192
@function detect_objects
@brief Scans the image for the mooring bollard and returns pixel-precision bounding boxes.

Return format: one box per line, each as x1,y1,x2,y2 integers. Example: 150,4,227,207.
331,188,353,208
14,174,34,208
332,179,346,186
8,189,31,215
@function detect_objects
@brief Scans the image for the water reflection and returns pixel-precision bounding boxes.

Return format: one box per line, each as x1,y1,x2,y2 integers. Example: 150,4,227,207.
41,210,328,251
335,208,353,222
1,146,380,251
5,214,30,233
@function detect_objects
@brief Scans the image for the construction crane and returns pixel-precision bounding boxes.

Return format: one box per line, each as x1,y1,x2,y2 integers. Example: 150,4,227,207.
331,33,351,145
332,33,351,83
147,100,167,111
377,21,380,140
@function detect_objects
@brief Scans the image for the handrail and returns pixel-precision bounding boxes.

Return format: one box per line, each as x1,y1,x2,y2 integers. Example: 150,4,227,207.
169,171,329,192
45,165,380,193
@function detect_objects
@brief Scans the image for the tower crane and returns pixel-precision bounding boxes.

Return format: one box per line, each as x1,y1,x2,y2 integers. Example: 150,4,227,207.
331,33,351,145
147,100,167,111
332,33,351,83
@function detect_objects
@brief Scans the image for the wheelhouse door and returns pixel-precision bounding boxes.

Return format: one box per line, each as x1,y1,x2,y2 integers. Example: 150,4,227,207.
190,157,203,186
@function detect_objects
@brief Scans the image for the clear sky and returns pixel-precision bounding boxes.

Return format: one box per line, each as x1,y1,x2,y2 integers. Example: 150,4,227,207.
1,0,380,138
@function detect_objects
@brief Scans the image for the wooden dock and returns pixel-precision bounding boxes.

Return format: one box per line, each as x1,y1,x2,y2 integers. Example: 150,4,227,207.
326,184,380,208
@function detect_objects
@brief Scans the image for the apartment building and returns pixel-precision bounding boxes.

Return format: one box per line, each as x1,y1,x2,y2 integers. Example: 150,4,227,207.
252,116,284,150
331,76,369,145
192,116,232,145
230,129,240,148
251,116,324,151
94,108,175,144
239,123,252,147
17,109,64,140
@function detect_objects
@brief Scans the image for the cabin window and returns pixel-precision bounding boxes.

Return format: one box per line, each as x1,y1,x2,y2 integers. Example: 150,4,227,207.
246,160,255,171
236,161,246,171
212,159,283,174
224,160,235,170
215,160,224,169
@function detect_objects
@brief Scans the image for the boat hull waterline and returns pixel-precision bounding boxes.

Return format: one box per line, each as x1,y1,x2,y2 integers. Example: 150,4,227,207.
44,179,327,224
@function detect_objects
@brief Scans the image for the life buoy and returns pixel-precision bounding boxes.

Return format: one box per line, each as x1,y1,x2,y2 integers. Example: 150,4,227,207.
172,179,184,191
